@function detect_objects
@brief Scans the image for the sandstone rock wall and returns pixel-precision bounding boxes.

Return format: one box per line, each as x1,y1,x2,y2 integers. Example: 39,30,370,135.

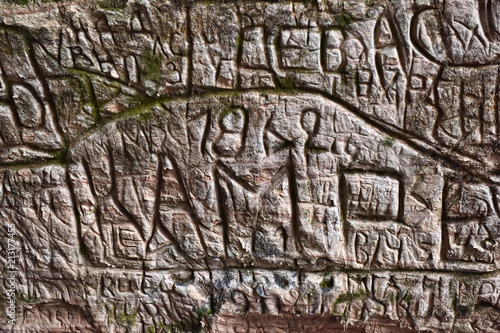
0,0,500,332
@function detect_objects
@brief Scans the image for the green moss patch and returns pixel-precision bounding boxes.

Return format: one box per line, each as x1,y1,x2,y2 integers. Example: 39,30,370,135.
141,50,163,85
382,137,395,147
332,290,367,307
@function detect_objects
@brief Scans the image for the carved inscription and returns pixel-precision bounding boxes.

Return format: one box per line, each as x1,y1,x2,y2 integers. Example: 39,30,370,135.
0,0,500,332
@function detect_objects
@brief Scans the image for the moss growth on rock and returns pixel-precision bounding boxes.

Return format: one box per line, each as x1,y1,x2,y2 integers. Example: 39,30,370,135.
382,137,395,147
106,304,137,327
332,290,367,307
5,0,33,6
15,293,39,303
320,276,334,289
141,50,163,85
333,12,353,29
96,0,128,10
456,304,475,317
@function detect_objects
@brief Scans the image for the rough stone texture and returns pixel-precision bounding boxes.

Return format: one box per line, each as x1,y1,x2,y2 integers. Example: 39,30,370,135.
1,0,500,332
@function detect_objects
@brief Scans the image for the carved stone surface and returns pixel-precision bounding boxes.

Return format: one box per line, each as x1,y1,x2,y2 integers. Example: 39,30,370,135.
1,0,500,332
